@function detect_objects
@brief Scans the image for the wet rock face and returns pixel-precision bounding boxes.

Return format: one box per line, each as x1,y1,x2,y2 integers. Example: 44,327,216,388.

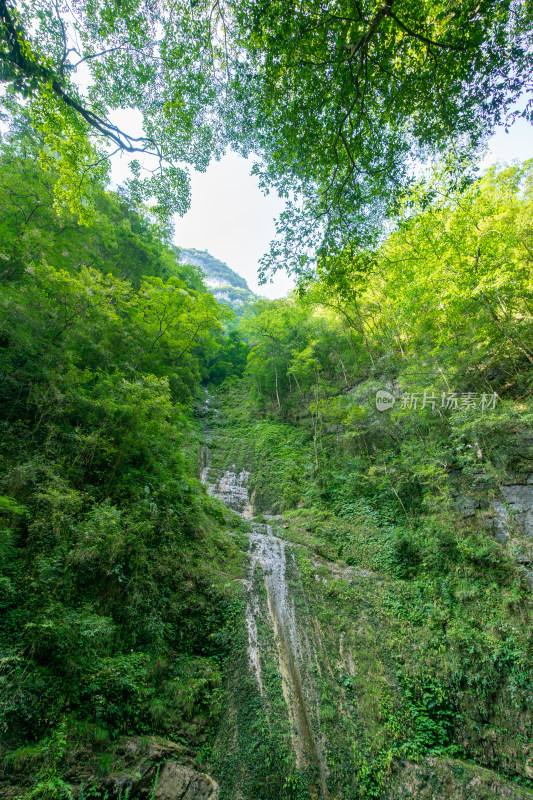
209,468,253,517
246,525,327,794
201,456,254,518
201,439,328,795
199,392,253,518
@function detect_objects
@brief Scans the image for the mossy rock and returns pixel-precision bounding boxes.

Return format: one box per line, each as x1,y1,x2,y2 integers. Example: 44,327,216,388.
387,756,533,799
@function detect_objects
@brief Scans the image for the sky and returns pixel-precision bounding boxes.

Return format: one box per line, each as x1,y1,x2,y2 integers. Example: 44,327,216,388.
172,153,289,299
110,115,532,300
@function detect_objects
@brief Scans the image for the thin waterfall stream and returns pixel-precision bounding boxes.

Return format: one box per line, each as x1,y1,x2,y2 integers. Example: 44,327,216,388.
200,435,328,798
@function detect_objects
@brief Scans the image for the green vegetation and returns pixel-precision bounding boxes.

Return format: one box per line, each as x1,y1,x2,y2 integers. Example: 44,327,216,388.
0,126,246,798
203,160,533,798
1,2,533,798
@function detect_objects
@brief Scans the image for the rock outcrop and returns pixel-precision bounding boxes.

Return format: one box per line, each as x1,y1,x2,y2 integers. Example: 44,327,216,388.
454,472,533,588
70,737,219,800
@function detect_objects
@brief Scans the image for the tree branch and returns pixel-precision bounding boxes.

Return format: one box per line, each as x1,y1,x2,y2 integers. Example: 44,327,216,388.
0,0,162,159
70,42,130,70
387,10,464,51
345,0,394,61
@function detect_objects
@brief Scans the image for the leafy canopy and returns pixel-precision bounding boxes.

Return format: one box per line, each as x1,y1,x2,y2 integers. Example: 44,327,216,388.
0,0,225,221
1,0,532,281
226,0,533,280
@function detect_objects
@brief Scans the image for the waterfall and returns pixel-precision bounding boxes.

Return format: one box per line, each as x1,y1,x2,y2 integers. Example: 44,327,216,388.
201,455,328,798
248,524,327,792
201,458,254,519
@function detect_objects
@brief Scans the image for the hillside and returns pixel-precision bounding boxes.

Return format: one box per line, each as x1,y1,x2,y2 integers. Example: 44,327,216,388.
2,71,533,800
178,248,257,317
197,161,533,798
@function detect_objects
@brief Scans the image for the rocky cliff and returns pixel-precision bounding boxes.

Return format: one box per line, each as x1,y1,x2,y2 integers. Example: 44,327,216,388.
178,248,256,317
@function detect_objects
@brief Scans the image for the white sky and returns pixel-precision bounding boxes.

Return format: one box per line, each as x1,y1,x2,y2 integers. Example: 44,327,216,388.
109,115,532,300
172,152,290,299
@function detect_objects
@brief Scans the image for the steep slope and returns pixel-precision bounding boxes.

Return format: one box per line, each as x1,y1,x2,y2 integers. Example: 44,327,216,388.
199,390,533,800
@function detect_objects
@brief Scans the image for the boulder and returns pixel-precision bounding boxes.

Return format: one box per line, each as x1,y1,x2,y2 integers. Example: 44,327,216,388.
153,761,219,800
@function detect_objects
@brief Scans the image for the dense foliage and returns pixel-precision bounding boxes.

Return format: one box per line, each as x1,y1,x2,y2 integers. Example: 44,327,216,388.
241,161,533,427
0,131,244,798
230,0,533,278
1,0,532,283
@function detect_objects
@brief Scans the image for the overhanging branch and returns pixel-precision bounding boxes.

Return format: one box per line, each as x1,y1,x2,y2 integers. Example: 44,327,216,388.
0,0,162,159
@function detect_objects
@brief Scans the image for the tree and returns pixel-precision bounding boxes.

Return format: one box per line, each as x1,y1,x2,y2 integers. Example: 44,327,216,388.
225,0,533,281
2,0,532,287
0,125,195,291
208,329,249,384
0,0,225,220
360,160,533,374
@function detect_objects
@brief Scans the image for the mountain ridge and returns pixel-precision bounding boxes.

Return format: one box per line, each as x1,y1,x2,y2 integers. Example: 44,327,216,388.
178,248,257,315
